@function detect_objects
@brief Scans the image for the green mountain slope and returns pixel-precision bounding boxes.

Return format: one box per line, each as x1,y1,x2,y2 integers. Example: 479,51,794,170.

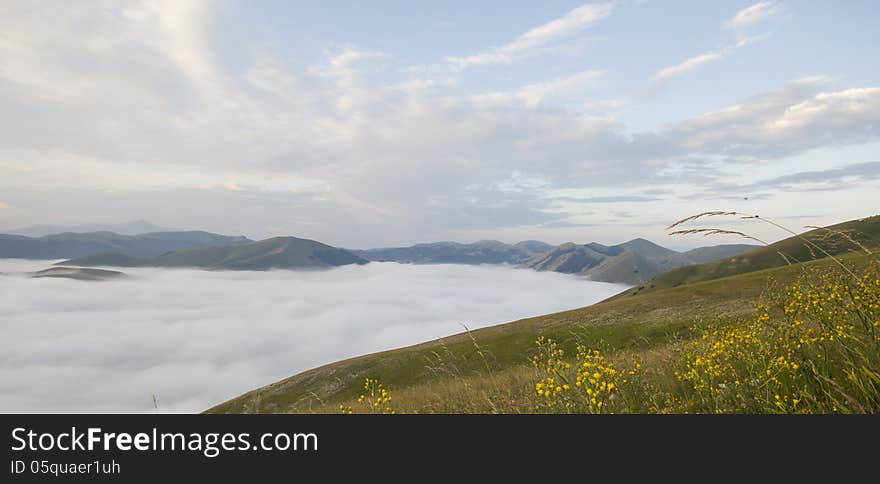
207,251,874,414
206,216,876,413
523,239,757,285
353,238,756,284
616,215,880,299
59,236,367,270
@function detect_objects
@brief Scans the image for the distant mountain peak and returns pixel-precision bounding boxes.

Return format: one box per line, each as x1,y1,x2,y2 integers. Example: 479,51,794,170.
5,220,174,237
59,235,366,270
523,238,758,285
0,230,253,260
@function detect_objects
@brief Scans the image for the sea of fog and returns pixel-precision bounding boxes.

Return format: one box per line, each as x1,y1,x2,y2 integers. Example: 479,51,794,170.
0,259,628,413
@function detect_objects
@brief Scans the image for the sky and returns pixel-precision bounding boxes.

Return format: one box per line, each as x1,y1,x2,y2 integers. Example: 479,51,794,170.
0,260,626,412
0,0,878,249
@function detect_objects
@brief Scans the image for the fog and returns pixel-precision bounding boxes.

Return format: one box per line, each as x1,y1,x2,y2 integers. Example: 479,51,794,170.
0,259,628,413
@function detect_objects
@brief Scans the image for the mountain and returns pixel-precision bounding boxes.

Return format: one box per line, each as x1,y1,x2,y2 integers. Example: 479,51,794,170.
352,240,552,265
206,216,876,414
5,220,172,237
523,238,757,285
30,267,126,281
355,237,756,284
616,214,880,298
60,236,367,270
0,231,253,260
513,240,555,253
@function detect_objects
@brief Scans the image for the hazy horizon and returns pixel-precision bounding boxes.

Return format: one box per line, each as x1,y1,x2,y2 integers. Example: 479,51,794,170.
4,215,852,252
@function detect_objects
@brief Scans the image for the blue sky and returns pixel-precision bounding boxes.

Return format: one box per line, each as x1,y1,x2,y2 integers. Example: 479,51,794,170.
0,1,878,248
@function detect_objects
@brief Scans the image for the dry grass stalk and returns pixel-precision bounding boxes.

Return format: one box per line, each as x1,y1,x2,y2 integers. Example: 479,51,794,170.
805,225,874,256
668,228,768,245
669,210,864,282
666,211,739,230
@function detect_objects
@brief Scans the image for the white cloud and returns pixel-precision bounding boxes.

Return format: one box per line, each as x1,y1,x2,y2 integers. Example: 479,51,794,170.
727,1,780,32
517,70,605,108
664,77,880,158
122,0,219,93
446,2,614,67
0,260,627,412
0,2,877,245
653,1,777,83
653,51,724,81
474,70,605,108
651,1,779,84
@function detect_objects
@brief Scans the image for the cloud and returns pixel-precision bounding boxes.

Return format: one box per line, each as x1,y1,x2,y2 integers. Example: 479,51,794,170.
653,2,778,83
517,70,605,108
653,51,725,81
753,161,880,188
662,78,880,159
475,70,605,108
679,161,880,201
0,3,877,245
0,260,626,412
726,161,880,195
446,2,614,67
726,2,780,33
539,221,602,228
553,195,662,203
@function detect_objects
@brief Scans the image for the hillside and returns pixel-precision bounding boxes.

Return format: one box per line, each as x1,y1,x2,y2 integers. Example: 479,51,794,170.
0,231,252,259
60,236,367,270
523,238,756,285
207,215,877,414
207,251,875,414
616,214,880,299
355,238,756,284
352,240,551,265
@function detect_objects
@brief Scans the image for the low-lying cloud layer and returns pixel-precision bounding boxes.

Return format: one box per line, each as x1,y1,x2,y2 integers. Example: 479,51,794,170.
0,260,627,413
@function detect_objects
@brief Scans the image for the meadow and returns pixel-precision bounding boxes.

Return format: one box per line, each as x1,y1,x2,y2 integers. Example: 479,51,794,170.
211,215,880,414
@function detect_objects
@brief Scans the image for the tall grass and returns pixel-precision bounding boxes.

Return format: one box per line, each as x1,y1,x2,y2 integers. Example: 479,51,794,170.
323,213,879,414
668,263,880,413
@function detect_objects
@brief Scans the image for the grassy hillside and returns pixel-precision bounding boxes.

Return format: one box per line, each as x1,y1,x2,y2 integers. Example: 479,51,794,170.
615,215,880,299
354,238,756,285
524,239,757,285
207,251,873,414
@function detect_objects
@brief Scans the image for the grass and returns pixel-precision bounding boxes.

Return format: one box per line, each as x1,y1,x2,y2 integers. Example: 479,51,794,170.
613,214,880,300
206,250,876,414
206,214,880,414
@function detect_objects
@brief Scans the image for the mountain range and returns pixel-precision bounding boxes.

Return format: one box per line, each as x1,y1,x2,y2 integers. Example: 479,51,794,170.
523,239,758,285
59,236,367,270
3,220,173,237
354,239,757,284
0,231,252,259
0,226,759,283
614,214,880,298
352,240,554,265
206,214,880,414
